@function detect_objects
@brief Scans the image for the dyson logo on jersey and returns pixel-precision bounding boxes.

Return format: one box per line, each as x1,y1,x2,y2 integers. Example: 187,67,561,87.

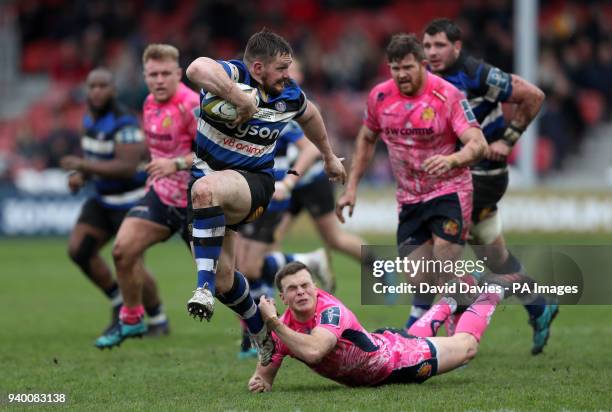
227,123,281,140
384,127,434,136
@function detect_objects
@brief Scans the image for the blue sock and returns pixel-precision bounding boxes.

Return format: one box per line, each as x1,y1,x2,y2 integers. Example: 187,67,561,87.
249,278,275,302
192,206,225,295
405,294,436,329
217,271,264,335
494,253,545,318
524,295,546,318
262,252,295,284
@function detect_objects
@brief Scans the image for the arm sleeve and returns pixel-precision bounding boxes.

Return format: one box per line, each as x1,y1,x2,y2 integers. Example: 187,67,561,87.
314,305,350,339
114,125,145,144
449,87,480,138
293,90,308,119
478,61,513,103
216,59,247,83
363,89,382,133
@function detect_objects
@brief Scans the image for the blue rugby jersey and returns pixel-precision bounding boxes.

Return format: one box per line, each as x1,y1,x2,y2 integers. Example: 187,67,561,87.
438,52,513,171
192,59,307,179
267,121,303,212
81,104,147,209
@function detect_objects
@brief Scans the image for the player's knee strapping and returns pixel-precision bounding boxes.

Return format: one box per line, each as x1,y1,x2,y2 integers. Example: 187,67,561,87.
471,212,502,245
192,206,225,295
217,271,264,334
70,234,98,275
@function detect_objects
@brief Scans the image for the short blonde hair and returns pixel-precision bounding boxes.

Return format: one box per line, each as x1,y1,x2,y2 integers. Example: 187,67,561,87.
142,44,179,65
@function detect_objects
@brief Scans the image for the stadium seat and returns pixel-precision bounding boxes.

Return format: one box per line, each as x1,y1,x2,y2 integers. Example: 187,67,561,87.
577,89,605,126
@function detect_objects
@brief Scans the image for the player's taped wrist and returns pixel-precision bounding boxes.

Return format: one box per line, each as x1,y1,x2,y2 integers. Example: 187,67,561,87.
174,156,188,171
502,123,525,146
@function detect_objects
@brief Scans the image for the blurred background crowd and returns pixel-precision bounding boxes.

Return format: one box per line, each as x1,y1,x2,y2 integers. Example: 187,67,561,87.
0,0,610,188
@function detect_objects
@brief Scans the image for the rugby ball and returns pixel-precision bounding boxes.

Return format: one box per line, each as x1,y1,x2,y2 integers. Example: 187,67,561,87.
201,83,258,122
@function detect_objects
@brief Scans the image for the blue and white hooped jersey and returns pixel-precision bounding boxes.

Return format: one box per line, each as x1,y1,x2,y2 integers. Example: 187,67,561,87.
268,121,303,212
192,59,307,179
281,121,325,189
82,105,147,209
439,52,513,171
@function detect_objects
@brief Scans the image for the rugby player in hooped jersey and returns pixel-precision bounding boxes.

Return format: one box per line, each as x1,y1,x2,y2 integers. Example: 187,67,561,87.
185,29,346,365
422,19,557,355
60,68,153,341
248,262,502,391
95,44,200,349
336,33,487,295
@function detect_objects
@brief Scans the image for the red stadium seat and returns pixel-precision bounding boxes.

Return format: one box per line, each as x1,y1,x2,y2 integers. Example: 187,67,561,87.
577,89,605,126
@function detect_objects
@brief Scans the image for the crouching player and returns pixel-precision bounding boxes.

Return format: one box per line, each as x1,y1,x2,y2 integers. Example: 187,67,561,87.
248,262,502,391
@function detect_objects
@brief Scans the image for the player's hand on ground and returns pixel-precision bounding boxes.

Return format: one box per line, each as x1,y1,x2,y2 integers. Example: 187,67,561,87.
335,190,356,224
146,158,177,180
324,155,347,185
248,375,271,393
423,155,455,176
232,89,258,126
67,171,85,193
486,140,512,162
258,296,277,322
60,155,84,171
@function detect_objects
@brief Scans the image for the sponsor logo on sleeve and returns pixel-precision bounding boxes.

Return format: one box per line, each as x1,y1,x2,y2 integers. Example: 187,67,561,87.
227,63,240,82
460,99,477,123
485,67,510,92
320,306,341,327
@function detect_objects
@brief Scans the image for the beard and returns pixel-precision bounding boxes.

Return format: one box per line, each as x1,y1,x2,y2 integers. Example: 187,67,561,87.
261,76,288,96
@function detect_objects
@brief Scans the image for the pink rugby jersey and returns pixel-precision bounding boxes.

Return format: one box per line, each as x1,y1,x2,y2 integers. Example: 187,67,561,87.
143,82,199,208
271,290,435,386
364,71,479,206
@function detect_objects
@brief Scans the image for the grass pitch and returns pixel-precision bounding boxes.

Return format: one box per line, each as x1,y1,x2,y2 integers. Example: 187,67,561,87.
1,231,611,411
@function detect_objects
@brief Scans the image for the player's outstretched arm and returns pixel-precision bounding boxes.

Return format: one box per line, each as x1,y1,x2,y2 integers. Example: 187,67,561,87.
60,136,146,179
248,362,280,393
335,125,378,223
274,137,320,201
186,57,257,125
295,101,346,185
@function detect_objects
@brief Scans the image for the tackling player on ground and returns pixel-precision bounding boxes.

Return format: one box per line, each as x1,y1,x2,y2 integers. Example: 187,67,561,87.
248,261,503,391
60,68,166,341
185,29,346,365
95,44,199,348
422,18,557,354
